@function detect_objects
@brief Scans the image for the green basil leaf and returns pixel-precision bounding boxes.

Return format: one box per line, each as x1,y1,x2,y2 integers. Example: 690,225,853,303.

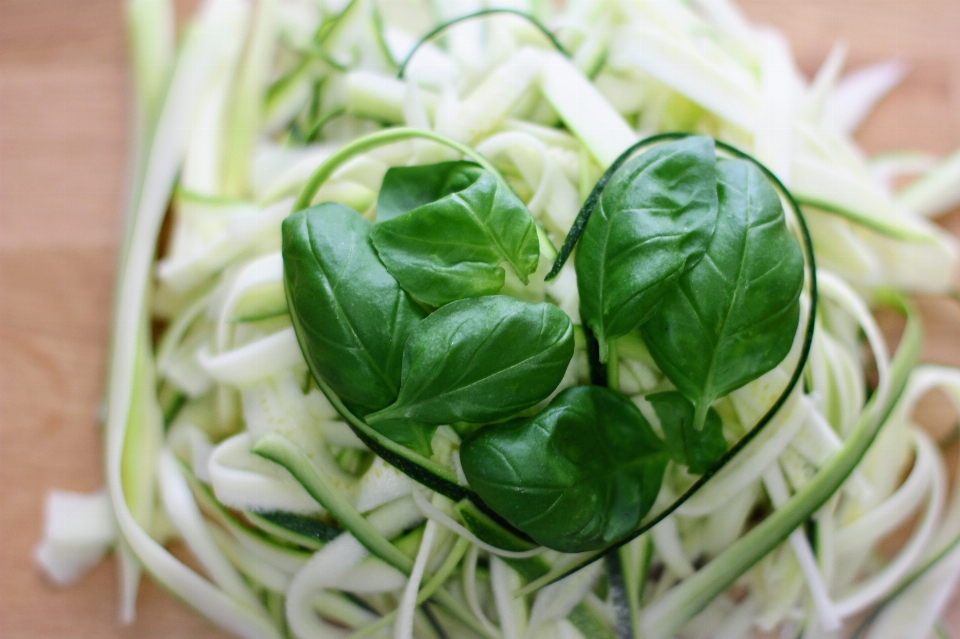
376,161,479,222
460,385,669,553
641,157,804,430
370,163,540,307
647,391,726,475
575,136,719,360
366,295,574,425
282,203,426,416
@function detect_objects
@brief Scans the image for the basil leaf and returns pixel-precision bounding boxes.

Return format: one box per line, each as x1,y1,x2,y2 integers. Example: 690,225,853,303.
376,161,479,222
647,391,726,475
575,136,719,360
641,157,804,430
370,163,540,307
282,203,426,416
460,385,669,553
366,296,574,425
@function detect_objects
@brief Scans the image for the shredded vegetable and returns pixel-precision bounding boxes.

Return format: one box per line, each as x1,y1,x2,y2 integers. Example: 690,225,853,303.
37,1,960,638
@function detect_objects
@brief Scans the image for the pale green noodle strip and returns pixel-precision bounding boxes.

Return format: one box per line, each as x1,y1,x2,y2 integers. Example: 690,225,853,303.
896,148,960,218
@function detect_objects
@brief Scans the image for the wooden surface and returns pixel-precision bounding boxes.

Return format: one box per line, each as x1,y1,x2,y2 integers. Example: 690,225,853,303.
2,1,960,637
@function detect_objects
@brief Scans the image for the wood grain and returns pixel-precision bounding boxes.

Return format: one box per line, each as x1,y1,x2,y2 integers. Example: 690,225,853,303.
1,2,958,638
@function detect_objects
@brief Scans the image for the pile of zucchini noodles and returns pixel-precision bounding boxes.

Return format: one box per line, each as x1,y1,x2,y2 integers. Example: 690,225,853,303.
36,0,960,637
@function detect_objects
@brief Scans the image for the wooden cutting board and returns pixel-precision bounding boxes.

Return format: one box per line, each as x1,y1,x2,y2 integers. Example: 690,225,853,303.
2,1,959,637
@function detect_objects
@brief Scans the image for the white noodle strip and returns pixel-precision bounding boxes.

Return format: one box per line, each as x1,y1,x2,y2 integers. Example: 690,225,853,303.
816,271,890,412
870,151,938,190
411,489,545,558
476,132,551,216
755,28,797,183
864,548,960,639
287,534,361,639
208,524,292,594
319,419,367,449
897,148,960,218
833,429,946,618
762,464,841,631
156,292,211,375
116,540,141,624
338,557,407,594
834,434,932,554
168,423,216,483
463,545,503,639
403,79,432,130
650,516,694,578
678,389,808,516
608,22,759,133
209,433,321,514
230,523,308,576
157,197,291,292
215,252,284,351
491,556,526,639
313,592,381,635
395,519,438,639
803,42,848,122
158,449,264,612
356,457,413,514
816,495,840,590
539,49,637,167
455,48,543,143
691,0,759,54
823,60,909,136
198,327,304,386
526,562,601,639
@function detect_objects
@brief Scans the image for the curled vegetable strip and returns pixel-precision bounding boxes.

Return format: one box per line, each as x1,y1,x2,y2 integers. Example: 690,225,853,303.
475,131,553,217
198,328,304,386
284,498,422,639
491,557,526,639
411,489,546,559
462,545,503,639
857,366,960,638
833,429,945,618
395,519,438,639
761,463,841,631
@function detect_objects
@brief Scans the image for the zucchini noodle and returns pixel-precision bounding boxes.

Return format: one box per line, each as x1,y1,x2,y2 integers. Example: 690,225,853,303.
35,1,960,638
